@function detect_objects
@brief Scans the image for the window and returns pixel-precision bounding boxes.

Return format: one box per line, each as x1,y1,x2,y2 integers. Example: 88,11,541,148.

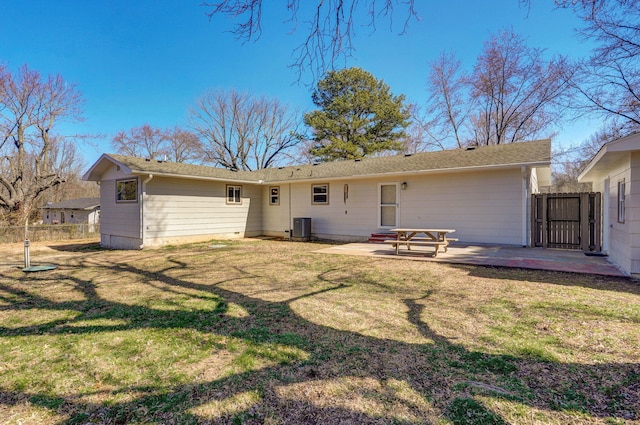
269,186,280,205
312,183,329,205
116,178,138,202
618,180,626,223
227,185,242,204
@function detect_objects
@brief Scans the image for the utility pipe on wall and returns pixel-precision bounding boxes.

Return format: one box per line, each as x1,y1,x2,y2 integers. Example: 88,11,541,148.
288,183,292,241
140,174,154,249
521,166,529,247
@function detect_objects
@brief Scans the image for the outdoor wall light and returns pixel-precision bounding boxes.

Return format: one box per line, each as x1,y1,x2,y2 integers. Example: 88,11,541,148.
401,182,408,190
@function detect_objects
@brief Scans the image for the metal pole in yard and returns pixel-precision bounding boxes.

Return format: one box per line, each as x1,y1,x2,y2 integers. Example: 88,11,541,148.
24,219,30,268
24,239,30,269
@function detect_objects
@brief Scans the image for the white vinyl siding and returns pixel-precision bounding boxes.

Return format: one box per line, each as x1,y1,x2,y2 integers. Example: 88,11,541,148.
143,177,262,246
603,152,640,275
579,134,640,276
100,177,141,248
398,169,523,245
262,184,290,237
261,167,527,244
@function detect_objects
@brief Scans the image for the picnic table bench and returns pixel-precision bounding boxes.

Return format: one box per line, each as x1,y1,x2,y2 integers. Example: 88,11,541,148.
383,228,456,257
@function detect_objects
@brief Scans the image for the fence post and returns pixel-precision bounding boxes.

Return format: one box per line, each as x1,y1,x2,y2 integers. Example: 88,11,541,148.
580,193,589,252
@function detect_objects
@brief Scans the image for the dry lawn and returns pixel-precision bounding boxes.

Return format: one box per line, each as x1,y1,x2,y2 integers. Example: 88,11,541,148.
0,238,638,424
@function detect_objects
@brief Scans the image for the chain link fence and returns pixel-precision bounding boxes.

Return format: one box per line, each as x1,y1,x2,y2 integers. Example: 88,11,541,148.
0,224,100,244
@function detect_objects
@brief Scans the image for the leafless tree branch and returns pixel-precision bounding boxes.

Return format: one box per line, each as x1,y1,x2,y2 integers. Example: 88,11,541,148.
0,65,86,224
201,0,419,82
189,89,302,170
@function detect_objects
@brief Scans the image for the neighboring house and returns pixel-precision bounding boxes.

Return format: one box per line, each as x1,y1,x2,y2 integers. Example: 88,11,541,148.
579,132,640,276
42,197,101,226
83,140,551,250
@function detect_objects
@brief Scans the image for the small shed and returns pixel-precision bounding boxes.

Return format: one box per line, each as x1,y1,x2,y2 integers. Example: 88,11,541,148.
42,197,100,226
579,132,640,276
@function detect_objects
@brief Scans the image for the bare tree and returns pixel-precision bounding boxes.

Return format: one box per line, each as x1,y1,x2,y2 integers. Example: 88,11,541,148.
425,52,470,149
470,30,572,145
165,127,202,163
202,0,419,82
111,124,169,159
554,0,640,131
189,89,301,170
551,124,630,192
41,141,99,206
111,125,202,163
398,103,446,154
425,29,572,147
0,65,85,224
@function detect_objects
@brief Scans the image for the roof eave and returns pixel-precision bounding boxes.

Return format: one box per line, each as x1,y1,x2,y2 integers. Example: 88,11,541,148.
578,132,640,182
265,161,551,184
83,154,133,181
128,170,261,184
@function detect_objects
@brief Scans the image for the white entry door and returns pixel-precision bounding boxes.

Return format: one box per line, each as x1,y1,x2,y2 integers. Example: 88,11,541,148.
379,183,398,228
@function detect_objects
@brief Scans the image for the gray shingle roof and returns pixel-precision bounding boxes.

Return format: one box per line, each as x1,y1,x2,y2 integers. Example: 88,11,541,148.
99,140,551,183
106,154,258,182
42,197,100,210
255,139,551,182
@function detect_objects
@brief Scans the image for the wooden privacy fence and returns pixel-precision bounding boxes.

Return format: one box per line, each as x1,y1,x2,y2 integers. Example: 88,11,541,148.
532,193,601,252
0,224,100,244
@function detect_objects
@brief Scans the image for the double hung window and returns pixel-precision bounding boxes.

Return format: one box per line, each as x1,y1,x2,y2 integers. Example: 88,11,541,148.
227,185,242,204
312,184,329,205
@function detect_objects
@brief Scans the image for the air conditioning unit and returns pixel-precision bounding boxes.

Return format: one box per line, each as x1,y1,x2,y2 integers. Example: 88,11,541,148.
292,217,311,239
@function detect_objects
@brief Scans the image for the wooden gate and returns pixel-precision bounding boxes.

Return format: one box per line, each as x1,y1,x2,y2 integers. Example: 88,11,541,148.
532,193,601,252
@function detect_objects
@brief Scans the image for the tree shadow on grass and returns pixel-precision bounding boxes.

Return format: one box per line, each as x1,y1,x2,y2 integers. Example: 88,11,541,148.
0,249,638,424
450,263,640,296
46,242,103,252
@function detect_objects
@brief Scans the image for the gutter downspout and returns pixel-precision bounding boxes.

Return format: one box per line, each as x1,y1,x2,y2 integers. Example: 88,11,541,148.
140,174,153,249
521,166,529,247
288,183,292,241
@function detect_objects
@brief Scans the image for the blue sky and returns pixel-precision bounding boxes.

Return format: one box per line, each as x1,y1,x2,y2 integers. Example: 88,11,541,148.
1,1,595,166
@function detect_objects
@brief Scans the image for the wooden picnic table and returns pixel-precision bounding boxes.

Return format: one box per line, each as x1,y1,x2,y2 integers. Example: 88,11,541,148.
384,228,456,257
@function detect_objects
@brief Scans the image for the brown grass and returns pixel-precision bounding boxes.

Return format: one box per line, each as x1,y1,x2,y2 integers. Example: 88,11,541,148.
0,238,638,424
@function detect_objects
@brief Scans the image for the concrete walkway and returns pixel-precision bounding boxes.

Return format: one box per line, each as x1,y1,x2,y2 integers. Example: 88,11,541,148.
314,243,627,277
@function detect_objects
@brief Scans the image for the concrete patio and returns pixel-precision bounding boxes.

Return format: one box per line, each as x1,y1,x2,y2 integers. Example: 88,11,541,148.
313,242,628,277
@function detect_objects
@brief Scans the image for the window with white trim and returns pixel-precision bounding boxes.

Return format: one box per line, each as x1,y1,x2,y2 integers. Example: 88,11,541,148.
312,183,329,205
269,186,280,205
227,185,242,204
